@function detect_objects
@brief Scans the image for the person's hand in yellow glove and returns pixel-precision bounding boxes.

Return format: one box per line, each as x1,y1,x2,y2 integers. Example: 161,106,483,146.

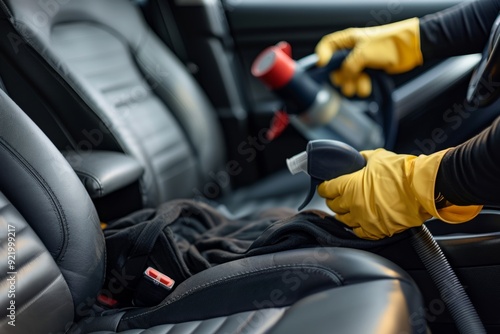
315,18,423,98
317,148,482,240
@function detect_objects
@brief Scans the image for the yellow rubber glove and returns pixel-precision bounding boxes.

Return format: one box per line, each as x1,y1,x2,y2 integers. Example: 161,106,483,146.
317,148,483,240
315,18,423,97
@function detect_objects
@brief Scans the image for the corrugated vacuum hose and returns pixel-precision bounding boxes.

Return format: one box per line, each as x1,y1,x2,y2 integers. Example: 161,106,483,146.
410,225,486,334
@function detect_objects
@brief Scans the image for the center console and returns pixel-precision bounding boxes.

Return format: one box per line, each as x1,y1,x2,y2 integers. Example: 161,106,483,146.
63,150,144,222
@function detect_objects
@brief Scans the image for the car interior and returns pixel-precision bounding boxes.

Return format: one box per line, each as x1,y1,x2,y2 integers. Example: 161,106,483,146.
1,0,500,333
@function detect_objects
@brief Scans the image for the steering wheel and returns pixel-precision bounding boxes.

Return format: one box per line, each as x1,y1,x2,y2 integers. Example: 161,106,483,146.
467,14,500,106
296,50,398,150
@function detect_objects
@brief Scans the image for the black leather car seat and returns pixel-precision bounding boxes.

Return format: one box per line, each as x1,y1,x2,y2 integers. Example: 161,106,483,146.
0,89,426,333
0,0,325,214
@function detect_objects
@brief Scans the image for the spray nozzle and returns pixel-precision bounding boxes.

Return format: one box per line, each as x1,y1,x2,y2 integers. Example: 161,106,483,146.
286,151,308,175
287,140,366,210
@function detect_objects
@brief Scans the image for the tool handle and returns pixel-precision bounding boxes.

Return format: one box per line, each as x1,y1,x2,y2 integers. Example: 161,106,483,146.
307,140,366,182
295,140,366,210
297,50,350,84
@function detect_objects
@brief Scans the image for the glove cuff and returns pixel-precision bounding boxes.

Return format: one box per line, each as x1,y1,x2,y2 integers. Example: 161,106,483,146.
407,17,424,68
410,149,482,224
386,17,424,73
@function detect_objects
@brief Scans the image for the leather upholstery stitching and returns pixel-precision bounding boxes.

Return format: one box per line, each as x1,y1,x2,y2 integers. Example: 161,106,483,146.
0,138,69,262
123,263,343,321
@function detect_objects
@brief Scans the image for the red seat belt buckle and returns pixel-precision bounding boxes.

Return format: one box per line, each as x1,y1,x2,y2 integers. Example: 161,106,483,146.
134,267,176,306
97,294,119,308
144,267,175,290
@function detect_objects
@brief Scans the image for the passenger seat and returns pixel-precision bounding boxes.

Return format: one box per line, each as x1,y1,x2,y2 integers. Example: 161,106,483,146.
0,88,427,334
0,0,325,215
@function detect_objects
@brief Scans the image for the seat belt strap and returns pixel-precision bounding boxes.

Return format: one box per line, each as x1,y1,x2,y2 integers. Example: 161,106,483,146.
152,0,192,70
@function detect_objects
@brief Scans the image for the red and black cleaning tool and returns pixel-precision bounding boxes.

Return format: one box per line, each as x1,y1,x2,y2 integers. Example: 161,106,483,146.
251,42,384,150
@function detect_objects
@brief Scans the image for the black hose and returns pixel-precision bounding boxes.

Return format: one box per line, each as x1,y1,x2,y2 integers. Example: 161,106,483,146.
410,225,486,334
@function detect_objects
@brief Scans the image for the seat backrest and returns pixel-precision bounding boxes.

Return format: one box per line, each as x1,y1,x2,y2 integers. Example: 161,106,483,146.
0,89,105,333
0,0,227,207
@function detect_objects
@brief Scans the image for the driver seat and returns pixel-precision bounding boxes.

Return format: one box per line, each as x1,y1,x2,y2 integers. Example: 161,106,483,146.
0,0,325,214
0,89,426,333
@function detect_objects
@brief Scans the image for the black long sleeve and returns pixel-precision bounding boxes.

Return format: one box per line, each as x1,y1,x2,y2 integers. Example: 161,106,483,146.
418,0,500,205
436,115,500,206
420,0,500,61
